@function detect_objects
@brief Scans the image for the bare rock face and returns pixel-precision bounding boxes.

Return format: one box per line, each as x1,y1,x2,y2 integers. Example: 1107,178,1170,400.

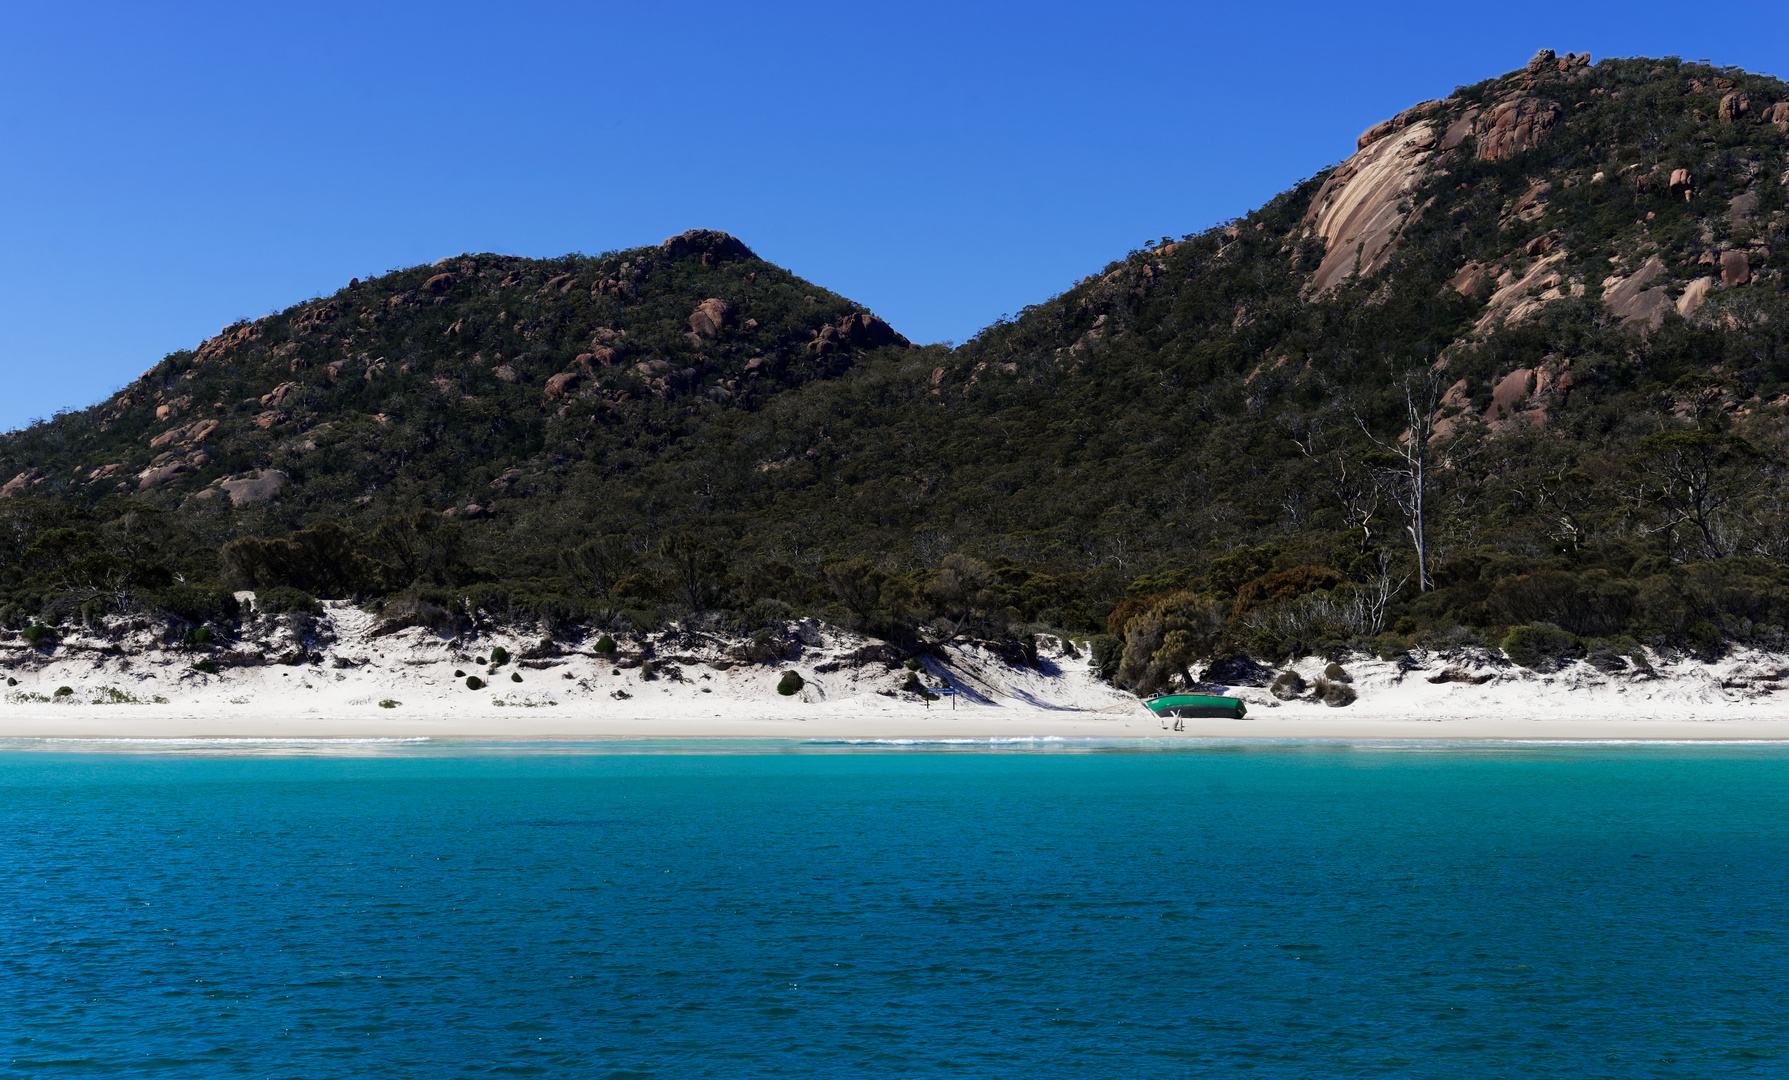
836,311,908,349
135,462,186,492
422,272,456,294
577,346,618,368
1474,98,1562,162
1449,262,1485,296
1719,92,1751,121
544,372,583,400
1728,190,1758,228
688,298,734,338
1677,276,1718,319
1489,368,1536,419
1474,252,1573,333
1526,49,1557,73
1601,256,1673,328
1304,121,1439,295
1,471,40,499
1721,250,1752,287
660,230,756,263
492,365,519,383
1769,103,1789,132
1669,168,1693,198
219,469,288,506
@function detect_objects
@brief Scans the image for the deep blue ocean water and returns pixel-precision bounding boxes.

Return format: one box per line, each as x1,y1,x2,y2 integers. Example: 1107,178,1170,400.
3,737,1787,1078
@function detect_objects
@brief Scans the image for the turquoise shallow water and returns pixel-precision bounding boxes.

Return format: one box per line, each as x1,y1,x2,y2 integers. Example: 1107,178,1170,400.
2,738,1787,1078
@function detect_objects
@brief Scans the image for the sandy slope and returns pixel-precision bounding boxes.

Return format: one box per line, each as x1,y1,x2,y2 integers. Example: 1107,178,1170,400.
4,603,1788,741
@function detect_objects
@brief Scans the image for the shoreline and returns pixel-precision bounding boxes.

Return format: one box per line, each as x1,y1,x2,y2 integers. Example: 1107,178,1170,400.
5,707,1789,742
8,604,1789,745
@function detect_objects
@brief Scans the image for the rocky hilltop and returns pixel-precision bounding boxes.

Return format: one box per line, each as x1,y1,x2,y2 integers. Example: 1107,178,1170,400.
5,52,1789,705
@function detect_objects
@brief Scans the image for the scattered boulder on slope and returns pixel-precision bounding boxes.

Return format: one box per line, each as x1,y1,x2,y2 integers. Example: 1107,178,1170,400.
688,298,733,338
219,469,288,506
1722,250,1752,287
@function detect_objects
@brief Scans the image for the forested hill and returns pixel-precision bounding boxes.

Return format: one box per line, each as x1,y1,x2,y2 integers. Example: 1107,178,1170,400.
7,50,1789,688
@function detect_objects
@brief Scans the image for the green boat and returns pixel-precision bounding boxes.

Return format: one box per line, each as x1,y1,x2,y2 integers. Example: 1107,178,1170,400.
1144,694,1248,719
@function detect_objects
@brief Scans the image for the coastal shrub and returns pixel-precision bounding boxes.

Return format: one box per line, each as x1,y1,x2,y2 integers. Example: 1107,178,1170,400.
5,677,15,686
1685,619,1724,660
454,669,465,677
53,685,73,697
490,646,510,666
594,635,617,655
639,660,656,680
1586,643,1630,673
191,659,218,675
777,670,805,696
510,672,522,683
905,657,922,671
1373,634,1410,661
91,686,148,705
1233,565,1342,619
1116,592,1226,693
902,671,923,693
1500,623,1584,672
256,586,321,616
1323,662,1351,684
188,627,214,646
1270,671,1306,700
1312,677,1356,707
153,584,240,627
379,699,400,708
465,675,485,690
374,594,466,638
1088,635,1123,682
22,624,56,645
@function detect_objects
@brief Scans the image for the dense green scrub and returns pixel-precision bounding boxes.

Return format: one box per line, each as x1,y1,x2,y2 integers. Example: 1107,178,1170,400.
5,57,1789,690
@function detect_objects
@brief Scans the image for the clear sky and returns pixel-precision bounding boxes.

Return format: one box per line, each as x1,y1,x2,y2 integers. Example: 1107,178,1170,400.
2,1,1785,432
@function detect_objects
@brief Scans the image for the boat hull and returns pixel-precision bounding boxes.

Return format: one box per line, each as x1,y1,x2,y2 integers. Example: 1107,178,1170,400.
1144,695,1248,720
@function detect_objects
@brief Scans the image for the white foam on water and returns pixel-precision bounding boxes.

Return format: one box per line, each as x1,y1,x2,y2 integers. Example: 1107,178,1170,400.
31,737,432,745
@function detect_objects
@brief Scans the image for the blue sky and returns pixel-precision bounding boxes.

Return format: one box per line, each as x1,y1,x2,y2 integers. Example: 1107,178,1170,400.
2,1,1786,432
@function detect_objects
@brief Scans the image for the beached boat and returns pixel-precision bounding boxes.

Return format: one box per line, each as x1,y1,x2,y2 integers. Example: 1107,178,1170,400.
1144,694,1248,719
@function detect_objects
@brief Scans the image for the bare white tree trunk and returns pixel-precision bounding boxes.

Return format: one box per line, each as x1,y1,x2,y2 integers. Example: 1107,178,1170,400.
1358,370,1442,591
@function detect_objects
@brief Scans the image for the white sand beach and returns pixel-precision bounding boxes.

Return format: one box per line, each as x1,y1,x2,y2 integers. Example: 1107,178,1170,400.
4,603,1789,742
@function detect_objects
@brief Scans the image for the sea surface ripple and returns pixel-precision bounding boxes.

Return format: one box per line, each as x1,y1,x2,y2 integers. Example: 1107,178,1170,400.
2,740,1786,1077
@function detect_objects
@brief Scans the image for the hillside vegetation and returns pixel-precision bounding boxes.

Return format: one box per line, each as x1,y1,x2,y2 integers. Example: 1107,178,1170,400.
6,51,1789,692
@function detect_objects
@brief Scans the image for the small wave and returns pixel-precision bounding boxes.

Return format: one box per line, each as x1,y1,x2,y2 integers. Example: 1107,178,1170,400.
32,737,432,745
804,736,1075,746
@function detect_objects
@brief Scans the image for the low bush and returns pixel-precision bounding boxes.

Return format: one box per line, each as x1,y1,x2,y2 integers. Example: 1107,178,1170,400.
510,672,522,683
188,627,215,646
374,594,466,638
53,685,74,697
465,676,485,690
1089,635,1123,681
1270,671,1306,700
490,646,510,666
379,699,400,709
594,635,617,655
1312,677,1356,707
256,586,322,616
153,584,240,626
22,624,57,645
1322,662,1351,684
1501,623,1584,672
191,660,218,675
778,670,805,696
